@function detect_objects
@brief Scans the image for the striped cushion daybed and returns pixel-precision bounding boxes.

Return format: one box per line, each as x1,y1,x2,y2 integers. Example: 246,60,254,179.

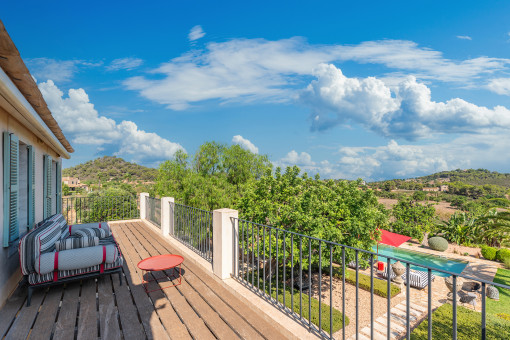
380,267,435,289
19,213,123,305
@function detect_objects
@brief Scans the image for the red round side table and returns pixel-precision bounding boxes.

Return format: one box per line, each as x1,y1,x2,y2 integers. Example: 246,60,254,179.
137,254,184,293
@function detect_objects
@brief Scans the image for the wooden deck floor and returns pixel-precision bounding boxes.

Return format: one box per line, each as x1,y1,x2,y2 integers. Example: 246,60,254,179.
0,221,288,340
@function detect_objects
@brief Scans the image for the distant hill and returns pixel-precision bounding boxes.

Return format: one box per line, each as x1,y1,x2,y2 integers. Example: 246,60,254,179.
63,156,158,183
417,169,510,188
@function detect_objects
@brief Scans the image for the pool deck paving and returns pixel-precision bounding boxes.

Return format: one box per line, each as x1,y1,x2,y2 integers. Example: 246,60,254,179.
348,245,500,340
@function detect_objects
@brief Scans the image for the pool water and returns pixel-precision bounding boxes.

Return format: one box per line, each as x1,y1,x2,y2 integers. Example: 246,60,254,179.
372,244,468,277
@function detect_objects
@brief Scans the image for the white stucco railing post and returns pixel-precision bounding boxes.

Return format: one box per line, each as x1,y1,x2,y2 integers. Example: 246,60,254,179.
140,192,149,220
161,197,174,236
213,208,238,280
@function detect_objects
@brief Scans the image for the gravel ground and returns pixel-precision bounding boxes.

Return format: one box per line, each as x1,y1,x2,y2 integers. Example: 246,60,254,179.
310,273,405,339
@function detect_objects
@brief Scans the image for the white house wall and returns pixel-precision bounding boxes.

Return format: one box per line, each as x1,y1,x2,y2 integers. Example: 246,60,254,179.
0,105,63,307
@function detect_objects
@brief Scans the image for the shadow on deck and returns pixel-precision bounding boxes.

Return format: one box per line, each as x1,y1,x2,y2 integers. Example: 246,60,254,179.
0,221,288,340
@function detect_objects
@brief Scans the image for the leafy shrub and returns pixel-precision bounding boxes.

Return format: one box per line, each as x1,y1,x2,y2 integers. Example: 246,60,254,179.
428,237,448,252
496,248,510,262
505,257,510,270
481,245,497,261
497,313,510,321
341,268,400,298
463,252,469,256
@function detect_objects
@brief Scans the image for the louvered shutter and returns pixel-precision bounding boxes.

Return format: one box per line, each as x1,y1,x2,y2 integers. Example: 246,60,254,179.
43,155,52,219
27,145,35,229
56,161,62,213
3,132,19,247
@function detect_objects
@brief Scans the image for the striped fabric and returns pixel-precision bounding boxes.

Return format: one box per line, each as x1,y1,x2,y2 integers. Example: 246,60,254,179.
19,213,68,275
68,222,111,236
73,227,111,239
55,236,99,251
28,256,123,285
36,244,120,275
380,267,435,289
19,213,123,286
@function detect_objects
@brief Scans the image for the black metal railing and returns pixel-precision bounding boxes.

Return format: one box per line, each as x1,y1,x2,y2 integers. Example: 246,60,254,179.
62,196,139,224
146,196,161,228
233,217,510,340
172,203,213,263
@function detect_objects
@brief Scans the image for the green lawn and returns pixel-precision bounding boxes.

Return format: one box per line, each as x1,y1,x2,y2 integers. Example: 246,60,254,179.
411,268,510,339
410,304,510,340
486,268,510,317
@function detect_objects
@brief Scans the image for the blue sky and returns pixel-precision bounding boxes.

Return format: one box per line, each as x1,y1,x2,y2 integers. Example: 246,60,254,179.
3,1,510,180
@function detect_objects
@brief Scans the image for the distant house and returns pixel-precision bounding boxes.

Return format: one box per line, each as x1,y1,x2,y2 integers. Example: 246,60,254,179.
422,187,439,192
439,185,449,192
0,21,73,306
62,176,89,192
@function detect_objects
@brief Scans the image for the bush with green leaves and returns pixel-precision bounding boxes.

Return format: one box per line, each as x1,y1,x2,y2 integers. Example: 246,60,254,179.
428,237,448,252
481,245,497,261
496,248,510,263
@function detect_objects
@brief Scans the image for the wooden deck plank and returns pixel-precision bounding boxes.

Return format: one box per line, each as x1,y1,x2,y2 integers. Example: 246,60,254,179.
4,288,45,340
115,224,195,340
121,223,215,340
0,286,27,338
111,270,146,340
77,278,98,340
125,222,240,339
29,286,63,340
113,224,187,340
53,282,81,340
134,221,287,340
97,275,122,340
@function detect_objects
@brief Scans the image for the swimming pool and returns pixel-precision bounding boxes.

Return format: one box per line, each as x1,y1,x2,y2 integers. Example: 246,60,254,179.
372,244,468,277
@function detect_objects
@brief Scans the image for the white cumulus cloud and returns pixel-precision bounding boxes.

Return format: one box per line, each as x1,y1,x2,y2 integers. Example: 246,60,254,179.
188,25,205,41
232,135,259,154
107,58,144,71
487,78,510,95
280,150,316,167
38,80,184,164
301,63,510,139
124,38,510,110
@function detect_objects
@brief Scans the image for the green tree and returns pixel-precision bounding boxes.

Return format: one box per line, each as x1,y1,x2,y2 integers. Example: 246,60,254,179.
390,197,436,242
62,183,70,196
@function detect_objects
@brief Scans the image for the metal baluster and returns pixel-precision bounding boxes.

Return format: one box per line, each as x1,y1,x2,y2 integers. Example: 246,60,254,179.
355,249,359,339
299,237,303,319
370,253,374,340
291,235,294,314
269,228,272,299
283,233,286,310
241,220,245,282
387,257,391,339
406,263,411,340
319,241,322,333
481,282,486,340
252,222,255,287
263,227,266,293
428,269,432,340
276,229,279,304
257,225,260,290
453,275,457,340
330,244,333,340
342,247,346,340
308,238,312,329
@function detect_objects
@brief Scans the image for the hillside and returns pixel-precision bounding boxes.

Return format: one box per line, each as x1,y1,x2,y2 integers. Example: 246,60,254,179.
63,156,158,183
417,169,510,188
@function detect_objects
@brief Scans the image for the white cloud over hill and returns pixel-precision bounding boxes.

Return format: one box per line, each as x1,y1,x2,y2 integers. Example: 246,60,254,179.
39,80,184,164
